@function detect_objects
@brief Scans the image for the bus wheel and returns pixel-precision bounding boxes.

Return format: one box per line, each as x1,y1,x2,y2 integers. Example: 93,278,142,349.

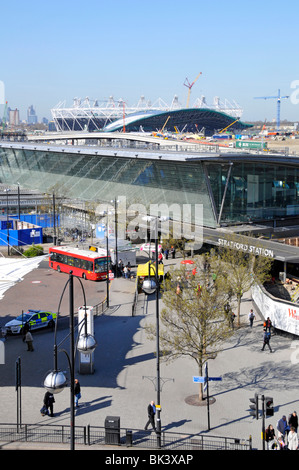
57,266,61,273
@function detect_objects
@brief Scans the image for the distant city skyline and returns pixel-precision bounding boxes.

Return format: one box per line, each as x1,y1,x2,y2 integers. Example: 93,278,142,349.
1,0,299,124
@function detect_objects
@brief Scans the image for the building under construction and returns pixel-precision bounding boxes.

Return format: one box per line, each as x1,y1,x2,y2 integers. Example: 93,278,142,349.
50,95,252,135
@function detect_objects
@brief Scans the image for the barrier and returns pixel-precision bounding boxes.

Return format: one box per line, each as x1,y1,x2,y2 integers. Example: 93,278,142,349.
0,423,252,450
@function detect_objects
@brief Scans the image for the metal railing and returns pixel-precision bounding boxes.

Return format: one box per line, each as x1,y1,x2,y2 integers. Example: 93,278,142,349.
0,423,252,450
93,298,108,316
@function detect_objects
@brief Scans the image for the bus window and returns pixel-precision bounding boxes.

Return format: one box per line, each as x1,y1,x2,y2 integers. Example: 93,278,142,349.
94,258,110,273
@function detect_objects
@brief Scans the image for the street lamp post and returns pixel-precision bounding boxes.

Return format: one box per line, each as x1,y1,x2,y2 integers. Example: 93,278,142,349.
53,193,57,245
17,184,21,220
43,272,97,451
142,218,161,447
111,198,119,277
4,189,10,256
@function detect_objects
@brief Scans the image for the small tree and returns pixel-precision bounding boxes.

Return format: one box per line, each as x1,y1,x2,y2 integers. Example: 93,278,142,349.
146,255,235,402
23,244,44,258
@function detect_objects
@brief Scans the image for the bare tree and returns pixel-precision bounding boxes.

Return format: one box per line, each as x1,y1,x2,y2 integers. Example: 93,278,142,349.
146,255,235,402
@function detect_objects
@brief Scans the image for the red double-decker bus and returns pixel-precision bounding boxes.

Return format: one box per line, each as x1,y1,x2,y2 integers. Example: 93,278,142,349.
49,246,112,281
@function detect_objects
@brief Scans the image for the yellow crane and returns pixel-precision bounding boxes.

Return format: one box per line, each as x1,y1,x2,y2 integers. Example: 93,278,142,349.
218,118,240,134
184,73,202,108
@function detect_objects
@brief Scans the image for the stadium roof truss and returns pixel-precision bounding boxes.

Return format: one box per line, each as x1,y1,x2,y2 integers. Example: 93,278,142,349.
51,95,245,133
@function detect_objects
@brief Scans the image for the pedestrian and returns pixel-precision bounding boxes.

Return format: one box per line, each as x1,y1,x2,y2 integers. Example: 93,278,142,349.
170,246,175,259
118,259,123,277
25,330,34,351
43,391,55,417
288,427,298,450
277,415,289,441
265,424,276,449
277,436,287,450
264,317,272,334
74,378,81,407
123,265,128,278
261,330,273,352
288,411,298,432
164,248,169,260
248,309,255,328
144,400,156,432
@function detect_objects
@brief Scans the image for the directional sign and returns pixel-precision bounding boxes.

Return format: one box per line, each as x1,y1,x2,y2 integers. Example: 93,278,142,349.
193,376,222,383
193,376,205,383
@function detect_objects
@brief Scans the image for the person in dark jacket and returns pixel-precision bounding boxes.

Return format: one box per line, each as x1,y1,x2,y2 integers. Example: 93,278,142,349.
144,400,156,432
44,391,55,417
288,411,298,432
74,379,81,407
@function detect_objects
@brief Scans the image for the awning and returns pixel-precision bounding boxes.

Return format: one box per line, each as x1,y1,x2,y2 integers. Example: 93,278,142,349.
137,261,164,277
203,227,299,263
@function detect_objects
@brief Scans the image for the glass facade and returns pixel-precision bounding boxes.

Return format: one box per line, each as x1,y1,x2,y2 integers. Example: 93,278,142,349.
207,161,299,224
1,144,299,228
0,146,216,227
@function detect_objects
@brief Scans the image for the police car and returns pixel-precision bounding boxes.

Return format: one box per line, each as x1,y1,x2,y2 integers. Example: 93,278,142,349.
3,310,57,335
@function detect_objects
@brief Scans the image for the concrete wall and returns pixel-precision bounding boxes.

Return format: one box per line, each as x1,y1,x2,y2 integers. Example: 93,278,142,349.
252,283,299,336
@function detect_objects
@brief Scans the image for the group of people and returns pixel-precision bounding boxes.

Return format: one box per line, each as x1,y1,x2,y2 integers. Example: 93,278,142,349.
248,309,274,352
266,413,299,450
118,260,132,279
41,379,81,417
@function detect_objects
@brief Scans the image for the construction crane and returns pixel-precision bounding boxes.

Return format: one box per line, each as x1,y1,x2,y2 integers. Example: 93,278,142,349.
254,89,289,132
184,73,202,108
1,101,8,131
218,118,240,134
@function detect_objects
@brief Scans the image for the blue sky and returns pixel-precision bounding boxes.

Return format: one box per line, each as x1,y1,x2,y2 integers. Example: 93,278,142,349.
1,0,299,123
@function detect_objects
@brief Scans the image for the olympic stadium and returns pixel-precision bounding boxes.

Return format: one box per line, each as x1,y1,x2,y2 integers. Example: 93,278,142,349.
51,95,251,135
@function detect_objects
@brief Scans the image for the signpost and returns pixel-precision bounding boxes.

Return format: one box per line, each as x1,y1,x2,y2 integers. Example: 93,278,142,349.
193,362,222,430
15,356,21,432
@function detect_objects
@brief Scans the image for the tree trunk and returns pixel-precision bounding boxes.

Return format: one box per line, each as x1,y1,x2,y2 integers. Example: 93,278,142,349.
237,294,241,326
198,363,204,402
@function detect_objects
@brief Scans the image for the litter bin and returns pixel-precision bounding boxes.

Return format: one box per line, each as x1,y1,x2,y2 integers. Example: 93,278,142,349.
105,416,120,445
126,430,132,447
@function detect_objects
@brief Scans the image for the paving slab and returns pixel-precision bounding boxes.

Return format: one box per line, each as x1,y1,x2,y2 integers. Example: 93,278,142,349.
0,255,297,452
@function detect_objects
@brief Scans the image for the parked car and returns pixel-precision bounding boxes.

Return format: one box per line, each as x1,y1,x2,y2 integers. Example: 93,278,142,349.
2,309,57,335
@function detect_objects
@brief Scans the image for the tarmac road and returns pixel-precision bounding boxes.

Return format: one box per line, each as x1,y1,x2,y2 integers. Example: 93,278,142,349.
0,256,299,452
0,259,107,328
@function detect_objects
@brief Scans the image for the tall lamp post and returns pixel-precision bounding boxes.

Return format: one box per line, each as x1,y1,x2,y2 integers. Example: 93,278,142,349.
43,272,97,451
4,188,10,256
142,217,161,447
111,198,119,276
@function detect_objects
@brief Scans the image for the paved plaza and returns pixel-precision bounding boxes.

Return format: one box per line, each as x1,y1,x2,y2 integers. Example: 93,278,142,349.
0,254,298,451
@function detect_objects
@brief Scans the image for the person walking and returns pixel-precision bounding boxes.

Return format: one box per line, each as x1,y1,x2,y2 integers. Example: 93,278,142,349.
248,309,255,328
261,330,273,352
277,415,289,441
74,378,81,408
25,330,34,351
265,424,276,450
288,427,298,450
43,391,55,417
144,400,156,432
264,317,272,334
288,411,298,432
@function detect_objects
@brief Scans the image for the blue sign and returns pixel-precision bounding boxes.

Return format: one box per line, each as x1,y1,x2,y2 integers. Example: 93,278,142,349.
193,376,205,383
193,376,222,383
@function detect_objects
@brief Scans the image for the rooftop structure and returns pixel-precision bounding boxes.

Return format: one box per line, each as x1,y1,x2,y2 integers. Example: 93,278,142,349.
51,95,248,135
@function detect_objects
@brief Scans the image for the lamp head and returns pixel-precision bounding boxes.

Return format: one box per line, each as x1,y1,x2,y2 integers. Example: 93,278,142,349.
44,370,67,394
